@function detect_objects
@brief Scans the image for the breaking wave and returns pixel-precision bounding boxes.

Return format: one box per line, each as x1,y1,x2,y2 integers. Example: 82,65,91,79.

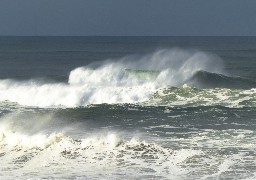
0,49,228,108
1,48,255,108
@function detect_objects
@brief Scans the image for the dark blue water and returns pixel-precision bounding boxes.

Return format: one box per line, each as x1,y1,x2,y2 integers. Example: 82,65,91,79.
1,36,256,79
1,37,256,179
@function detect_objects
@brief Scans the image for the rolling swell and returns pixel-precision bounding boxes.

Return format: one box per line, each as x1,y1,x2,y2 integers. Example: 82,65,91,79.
188,70,256,89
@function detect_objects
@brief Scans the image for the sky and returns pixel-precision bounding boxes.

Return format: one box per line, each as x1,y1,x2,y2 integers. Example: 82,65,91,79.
0,0,256,36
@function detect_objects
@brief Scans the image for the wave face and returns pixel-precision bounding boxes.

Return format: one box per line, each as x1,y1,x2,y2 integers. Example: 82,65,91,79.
0,49,226,108
188,70,256,89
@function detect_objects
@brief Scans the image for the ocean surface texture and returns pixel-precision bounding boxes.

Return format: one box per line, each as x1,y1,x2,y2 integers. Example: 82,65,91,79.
1,37,256,179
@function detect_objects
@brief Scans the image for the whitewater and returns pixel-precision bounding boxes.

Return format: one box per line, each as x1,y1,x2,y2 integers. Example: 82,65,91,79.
1,36,256,179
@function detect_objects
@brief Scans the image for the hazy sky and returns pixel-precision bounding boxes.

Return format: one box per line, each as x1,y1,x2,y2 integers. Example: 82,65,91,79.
0,0,256,36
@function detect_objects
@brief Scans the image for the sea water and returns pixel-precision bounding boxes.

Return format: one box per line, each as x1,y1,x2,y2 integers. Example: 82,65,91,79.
0,36,256,179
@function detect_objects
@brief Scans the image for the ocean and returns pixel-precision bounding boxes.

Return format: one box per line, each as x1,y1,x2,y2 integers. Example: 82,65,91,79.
0,36,256,179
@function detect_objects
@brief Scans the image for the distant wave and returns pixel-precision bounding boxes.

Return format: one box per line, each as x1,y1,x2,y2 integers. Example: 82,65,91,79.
0,48,254,108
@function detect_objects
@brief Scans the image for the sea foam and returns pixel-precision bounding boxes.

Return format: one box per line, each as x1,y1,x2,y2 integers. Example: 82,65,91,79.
0,124,198,179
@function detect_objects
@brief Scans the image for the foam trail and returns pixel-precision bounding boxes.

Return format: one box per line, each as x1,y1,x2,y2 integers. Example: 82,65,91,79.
0,49,223,107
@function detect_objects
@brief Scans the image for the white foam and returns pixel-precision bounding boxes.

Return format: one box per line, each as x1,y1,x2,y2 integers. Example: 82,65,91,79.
0,125,199,179
149,86,256,108
1,122,256,179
